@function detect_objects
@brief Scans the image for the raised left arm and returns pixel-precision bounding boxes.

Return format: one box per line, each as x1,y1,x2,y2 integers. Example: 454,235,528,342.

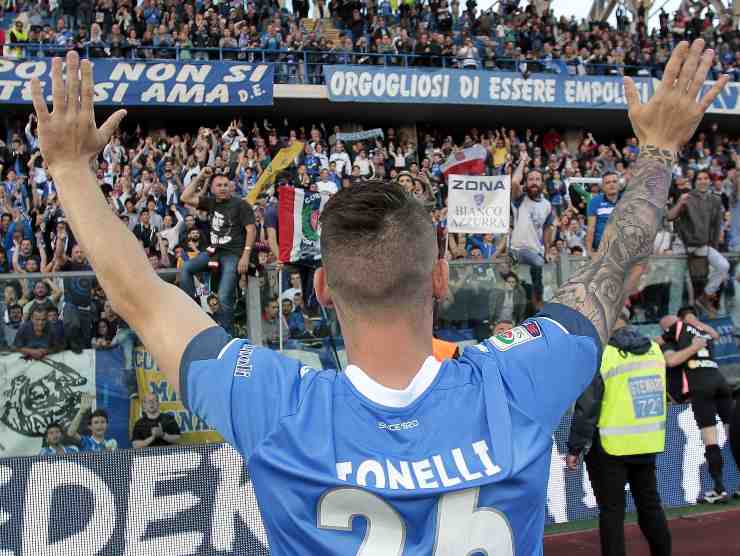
550,40,728,344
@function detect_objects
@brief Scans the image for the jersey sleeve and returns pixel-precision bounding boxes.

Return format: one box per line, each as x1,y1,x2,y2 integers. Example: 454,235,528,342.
586,197,598,217
179,325,303,457
240,201,256,227
483,303,602,432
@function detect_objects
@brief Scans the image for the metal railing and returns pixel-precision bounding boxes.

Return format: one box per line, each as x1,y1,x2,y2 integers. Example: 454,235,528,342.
1,253,739,458
1,43,685,84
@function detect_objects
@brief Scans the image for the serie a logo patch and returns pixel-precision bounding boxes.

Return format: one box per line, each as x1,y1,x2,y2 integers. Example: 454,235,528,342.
489,321,542,351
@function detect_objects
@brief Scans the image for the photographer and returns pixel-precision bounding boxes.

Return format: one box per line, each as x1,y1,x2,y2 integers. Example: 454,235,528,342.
179,166,256,333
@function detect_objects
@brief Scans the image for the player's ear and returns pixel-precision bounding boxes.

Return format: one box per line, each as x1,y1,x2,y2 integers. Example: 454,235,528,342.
432,258,449,302
314,267,334,308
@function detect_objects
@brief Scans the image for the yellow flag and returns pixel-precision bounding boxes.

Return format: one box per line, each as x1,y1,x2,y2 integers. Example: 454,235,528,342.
246,141,304,204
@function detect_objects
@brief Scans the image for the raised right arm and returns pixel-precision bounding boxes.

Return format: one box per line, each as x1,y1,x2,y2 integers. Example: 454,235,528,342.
31,53,215,394
180,167,211,207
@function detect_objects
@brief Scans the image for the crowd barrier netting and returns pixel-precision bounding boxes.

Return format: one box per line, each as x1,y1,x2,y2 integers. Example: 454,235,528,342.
0,404,737,555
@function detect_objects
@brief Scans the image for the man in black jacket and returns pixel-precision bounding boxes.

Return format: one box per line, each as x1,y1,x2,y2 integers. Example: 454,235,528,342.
566,310,671,556
667,170,728,316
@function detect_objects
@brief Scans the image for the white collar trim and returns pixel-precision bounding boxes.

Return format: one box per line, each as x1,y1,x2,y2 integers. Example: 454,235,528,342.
344,356,442,408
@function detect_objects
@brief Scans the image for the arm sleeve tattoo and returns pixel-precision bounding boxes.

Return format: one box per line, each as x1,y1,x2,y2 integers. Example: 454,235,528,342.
550,145,674,345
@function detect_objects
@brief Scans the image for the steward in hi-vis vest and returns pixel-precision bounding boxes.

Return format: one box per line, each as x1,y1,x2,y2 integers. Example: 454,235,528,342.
566,311,671,556
598,341,666,456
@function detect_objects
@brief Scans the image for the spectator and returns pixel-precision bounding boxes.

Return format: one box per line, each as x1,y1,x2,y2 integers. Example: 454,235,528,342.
316,168,338,198
563,218,587,252
180,167,256,333
667,170,729,316
457,37,480,69
46,305,65,346
38,422,79,456
14,305,64,359
52,242,94,352
3,303,23,347
132,208,158,250
22,279,61,321
491,319,514,335
131,393,181,448
67,393,118,451
280,271,303,301
91,318,114,349
491,272,527,325
329,142,351,178
509,156,553,306
261,295,282,345
586,172,621,259
282,295,312,338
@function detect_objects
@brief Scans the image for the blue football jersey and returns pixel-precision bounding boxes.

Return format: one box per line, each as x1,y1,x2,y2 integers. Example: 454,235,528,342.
79,435,117,452
180,303,600,555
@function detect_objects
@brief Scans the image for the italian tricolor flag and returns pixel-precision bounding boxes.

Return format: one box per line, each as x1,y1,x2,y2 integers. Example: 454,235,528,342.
278,186,326,263
441,144,488,178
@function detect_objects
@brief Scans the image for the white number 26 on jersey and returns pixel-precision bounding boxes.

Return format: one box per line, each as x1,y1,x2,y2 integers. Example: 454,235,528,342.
317,486,514,555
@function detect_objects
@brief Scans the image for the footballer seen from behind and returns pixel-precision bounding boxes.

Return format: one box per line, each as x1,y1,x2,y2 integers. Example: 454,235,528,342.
31,42,726,555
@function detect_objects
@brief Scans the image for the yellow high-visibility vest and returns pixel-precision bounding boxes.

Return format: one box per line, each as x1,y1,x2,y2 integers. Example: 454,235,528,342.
597,341,666,456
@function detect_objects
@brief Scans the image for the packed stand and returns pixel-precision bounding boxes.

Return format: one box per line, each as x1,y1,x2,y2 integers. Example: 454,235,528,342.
1,0,738,82
419,123,740,336
2,101,739,348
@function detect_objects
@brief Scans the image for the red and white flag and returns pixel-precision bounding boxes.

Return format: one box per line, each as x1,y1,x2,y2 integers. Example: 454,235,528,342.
441,144,488,178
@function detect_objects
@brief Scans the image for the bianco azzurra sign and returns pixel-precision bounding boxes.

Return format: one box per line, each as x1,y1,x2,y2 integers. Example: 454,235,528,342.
447,174,511,234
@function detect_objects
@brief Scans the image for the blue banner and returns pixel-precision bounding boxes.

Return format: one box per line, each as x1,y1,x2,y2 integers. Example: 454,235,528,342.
95,347,132,451
324,65,654,109
0,58,274,106
703,81,740,115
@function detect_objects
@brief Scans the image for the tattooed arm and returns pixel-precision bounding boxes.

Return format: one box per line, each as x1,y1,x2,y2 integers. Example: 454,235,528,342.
550,147,673,342
550,39,728,344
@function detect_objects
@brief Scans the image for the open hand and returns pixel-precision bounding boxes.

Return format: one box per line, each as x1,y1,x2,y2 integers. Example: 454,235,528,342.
624,39,728,152
30,51,127,174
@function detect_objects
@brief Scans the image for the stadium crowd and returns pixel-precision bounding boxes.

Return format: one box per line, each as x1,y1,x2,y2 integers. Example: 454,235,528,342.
0,0,738,82
0,102,738,348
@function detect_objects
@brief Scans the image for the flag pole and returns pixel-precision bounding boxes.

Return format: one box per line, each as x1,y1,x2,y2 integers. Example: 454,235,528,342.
278,269,284,352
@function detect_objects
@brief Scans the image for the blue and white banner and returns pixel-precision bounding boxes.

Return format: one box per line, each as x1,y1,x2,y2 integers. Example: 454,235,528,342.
324,65,654,109
703,80,740,115
0,58,274,106
335,128,384,142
